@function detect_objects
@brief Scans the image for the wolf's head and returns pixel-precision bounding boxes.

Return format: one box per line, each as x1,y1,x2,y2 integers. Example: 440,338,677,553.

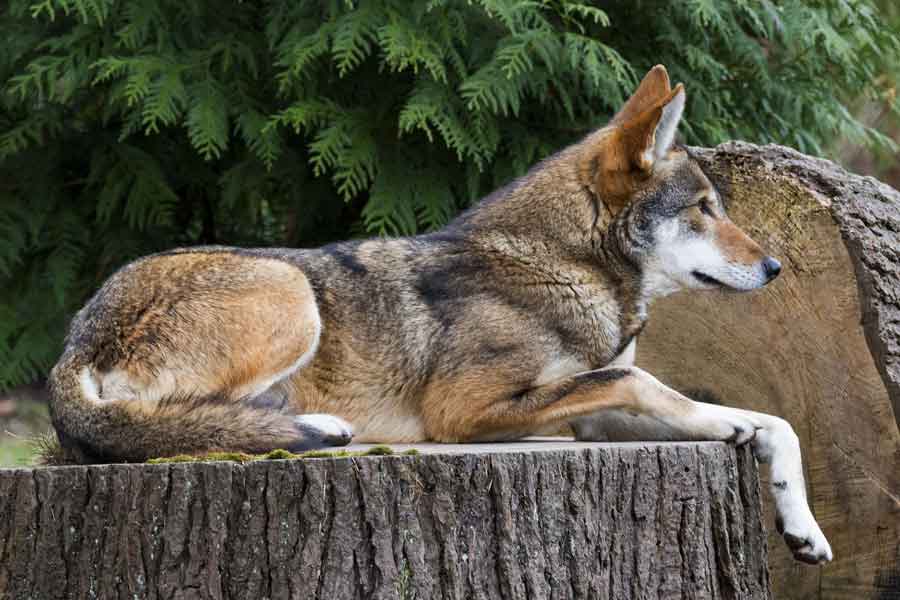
577,65,780,297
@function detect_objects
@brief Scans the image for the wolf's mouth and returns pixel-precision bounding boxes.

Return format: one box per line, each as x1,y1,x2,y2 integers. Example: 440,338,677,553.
691,271,727,287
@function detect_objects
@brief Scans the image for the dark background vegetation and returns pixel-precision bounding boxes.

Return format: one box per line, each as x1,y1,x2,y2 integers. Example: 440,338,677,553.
1,0,899,393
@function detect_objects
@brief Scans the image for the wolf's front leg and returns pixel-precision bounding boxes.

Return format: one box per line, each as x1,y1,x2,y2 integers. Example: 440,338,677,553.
742,412,832,564
572,380,833,565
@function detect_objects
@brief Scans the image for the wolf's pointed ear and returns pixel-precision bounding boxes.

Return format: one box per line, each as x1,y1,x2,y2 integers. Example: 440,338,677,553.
620,83,686,171
578,75,685,215
577,82,686,216
611,65,671,125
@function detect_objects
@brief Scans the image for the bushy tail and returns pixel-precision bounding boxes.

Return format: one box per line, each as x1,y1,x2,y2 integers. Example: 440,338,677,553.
48,352,352,463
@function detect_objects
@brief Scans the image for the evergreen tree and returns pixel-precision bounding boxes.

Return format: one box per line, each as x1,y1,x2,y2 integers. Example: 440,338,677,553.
1,0,898,390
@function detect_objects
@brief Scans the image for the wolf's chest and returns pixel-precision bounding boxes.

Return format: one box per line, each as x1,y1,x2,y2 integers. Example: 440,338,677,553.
553,285,644,362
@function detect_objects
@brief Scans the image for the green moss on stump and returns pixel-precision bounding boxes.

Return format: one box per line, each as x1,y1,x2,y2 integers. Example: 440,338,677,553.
147,451,256,464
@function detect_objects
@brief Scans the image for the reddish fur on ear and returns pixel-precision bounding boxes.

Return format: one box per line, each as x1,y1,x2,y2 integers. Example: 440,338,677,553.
611,65,671,125
576,126,649,216
578,79,684,216
619,84,683,171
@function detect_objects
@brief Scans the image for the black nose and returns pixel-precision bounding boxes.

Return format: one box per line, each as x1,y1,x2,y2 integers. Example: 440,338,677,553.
762,256,782,281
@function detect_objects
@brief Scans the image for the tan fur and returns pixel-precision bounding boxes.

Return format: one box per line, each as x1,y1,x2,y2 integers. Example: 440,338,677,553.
420,365,701,443
95,253,318,401
714,220,766,265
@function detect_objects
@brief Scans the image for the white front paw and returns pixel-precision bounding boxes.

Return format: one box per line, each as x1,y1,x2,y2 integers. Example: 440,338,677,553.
678,402,758,445
709,412,758,445
777,510,833,564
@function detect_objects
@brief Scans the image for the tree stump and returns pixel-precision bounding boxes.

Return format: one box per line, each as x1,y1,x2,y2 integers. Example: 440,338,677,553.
640,142,900,600
0,441,770,600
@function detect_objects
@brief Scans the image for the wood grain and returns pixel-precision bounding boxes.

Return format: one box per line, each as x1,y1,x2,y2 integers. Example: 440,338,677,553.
0,443,770,600
641,142,900,600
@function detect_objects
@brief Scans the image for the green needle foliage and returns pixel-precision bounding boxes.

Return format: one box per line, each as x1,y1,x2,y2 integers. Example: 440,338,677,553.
1,0,898,390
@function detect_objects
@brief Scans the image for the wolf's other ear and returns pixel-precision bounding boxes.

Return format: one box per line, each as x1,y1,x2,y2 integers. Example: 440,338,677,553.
611,65,671,125
621,83,685,171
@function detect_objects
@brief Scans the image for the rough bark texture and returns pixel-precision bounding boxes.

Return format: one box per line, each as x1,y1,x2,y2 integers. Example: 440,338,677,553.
641,142,900,600
0,442,770,600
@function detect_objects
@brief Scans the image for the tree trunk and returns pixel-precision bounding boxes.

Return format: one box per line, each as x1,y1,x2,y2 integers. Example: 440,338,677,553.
640,142,900,600
0,442,770,600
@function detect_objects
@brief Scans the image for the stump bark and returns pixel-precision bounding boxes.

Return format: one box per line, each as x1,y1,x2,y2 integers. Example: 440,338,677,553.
640,142,900,600
0,441,770,600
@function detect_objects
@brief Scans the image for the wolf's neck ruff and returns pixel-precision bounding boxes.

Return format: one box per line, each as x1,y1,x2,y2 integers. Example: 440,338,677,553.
449,142,676,340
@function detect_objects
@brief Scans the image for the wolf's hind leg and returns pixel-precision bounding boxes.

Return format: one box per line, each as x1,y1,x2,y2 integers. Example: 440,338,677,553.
52,253,354,461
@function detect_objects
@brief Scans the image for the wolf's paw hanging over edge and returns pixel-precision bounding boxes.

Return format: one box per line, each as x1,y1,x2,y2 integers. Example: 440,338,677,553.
290,414,354,451
777,510,833,564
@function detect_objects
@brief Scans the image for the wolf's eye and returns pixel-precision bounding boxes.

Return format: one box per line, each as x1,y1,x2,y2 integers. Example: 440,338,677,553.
699,199,714,217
